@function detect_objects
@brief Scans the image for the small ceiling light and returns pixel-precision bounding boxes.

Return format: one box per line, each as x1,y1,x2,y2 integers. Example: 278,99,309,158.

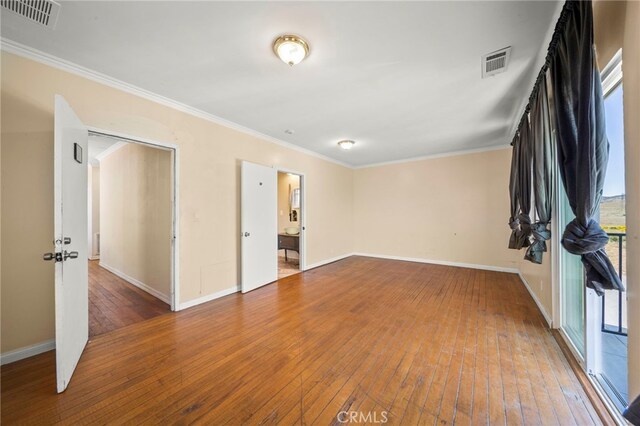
284,129,295,135
273,34,310,66
338,140,355,150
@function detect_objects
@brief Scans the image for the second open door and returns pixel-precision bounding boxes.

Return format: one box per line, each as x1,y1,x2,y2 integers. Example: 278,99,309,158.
241,161,278,293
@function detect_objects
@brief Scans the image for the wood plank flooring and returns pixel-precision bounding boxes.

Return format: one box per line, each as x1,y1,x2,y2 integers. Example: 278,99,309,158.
89,260,170,337
1,257,604,425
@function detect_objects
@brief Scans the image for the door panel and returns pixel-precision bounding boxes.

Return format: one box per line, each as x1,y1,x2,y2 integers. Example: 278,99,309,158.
241,161,277,293
54,95,89,392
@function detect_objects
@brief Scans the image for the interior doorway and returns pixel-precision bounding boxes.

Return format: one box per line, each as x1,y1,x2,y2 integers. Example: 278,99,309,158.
240,162,306,293
86,133,176,338
277,171,303,279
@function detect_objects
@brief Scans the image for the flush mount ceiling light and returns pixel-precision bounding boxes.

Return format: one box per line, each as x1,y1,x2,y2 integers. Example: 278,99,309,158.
273,34,310,66
337,140,355,150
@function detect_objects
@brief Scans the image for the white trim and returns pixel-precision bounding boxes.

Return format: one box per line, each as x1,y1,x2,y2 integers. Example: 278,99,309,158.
587,372,628,426
601,49,623,97
89,255,100,261
353,252,519,274
1,339,55,365
305,253,354,270
354,145,511,170
179,286,239,310
517,272,553,327
93,140,127,163
87,127,180,312
99,262,171,305
0,38,351,169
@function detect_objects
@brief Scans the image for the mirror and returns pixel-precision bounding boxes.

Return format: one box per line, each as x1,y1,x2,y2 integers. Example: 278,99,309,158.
291,188,300,209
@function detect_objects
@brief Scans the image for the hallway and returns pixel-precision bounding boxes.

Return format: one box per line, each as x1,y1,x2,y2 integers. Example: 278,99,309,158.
89,260,170,338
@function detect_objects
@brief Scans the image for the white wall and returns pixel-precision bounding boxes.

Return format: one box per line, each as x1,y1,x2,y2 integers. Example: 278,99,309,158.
87,165,100,259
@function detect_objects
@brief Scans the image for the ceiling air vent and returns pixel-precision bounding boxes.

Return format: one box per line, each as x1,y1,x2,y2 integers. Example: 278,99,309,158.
1,0,61,29
482,47,511,78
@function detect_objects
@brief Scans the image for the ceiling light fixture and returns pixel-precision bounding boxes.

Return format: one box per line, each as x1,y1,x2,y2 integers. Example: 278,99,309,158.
337,140,355,150
273,34,310,66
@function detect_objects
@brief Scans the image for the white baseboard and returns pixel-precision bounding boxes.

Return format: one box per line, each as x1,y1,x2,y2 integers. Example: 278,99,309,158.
517,272,553,327
89,255,100,260
99,262,171,304
305,253,355,270
353,252,519,274
179,286,239,310
1,339,55,365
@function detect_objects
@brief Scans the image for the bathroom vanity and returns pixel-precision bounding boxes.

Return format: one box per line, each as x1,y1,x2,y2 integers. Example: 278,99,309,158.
278,233,299,261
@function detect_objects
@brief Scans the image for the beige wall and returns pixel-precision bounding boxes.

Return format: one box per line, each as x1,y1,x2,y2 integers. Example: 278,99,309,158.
354,148,523,271
621,0,640,401
277,172,300,234
0,52,354,353
1,129,55,352
99,143,172,299
593,0,626,69
88,165,100,259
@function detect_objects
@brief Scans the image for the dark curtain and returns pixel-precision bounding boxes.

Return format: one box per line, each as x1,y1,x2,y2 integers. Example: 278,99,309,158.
525,75,553,264
551,1,623,294
508,132,521,249
515,118,532,249
624,394,640,426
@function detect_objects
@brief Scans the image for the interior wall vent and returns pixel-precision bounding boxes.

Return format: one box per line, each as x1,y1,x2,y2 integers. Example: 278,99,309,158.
1,0,61,29
482,47,511,78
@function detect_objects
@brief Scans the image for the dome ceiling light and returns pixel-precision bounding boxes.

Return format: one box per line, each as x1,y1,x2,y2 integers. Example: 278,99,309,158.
273,34,310,66
337,140,355,150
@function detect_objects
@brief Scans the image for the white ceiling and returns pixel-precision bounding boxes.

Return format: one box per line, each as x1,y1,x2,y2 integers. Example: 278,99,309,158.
1,1,561,167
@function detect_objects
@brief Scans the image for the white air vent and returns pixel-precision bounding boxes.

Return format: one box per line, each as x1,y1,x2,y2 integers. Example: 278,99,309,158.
1,0,61,29
482,47,511,78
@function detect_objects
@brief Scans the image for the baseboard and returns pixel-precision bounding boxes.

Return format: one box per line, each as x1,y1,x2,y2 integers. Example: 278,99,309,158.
89,255,100,260
1,339,55,365
179,286,239,310
305,253,355,271
353,252,519,274
517,272,553,327
99,262,171,304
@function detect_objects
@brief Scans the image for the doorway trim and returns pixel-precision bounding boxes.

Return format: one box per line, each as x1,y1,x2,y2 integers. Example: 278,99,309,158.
87,126,180,311
275,167,307,272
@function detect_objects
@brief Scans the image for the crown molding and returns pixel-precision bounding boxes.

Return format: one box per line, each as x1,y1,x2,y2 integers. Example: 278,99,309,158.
0,37,352,168
2,37,513,171
353,144,510,170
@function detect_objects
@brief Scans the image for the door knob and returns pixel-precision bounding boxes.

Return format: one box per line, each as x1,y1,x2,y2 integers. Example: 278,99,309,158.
43,252,62,262
63,250,79,260
244,232,250,237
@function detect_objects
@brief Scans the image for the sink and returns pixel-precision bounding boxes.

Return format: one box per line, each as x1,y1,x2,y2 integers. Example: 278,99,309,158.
284,226,300,235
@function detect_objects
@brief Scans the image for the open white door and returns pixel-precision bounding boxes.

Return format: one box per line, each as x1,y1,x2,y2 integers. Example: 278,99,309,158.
50,95,89,392
241,161,277,293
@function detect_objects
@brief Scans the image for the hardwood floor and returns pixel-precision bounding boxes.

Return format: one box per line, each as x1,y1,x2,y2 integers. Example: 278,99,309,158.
1,257,604,425
89,260,170,337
